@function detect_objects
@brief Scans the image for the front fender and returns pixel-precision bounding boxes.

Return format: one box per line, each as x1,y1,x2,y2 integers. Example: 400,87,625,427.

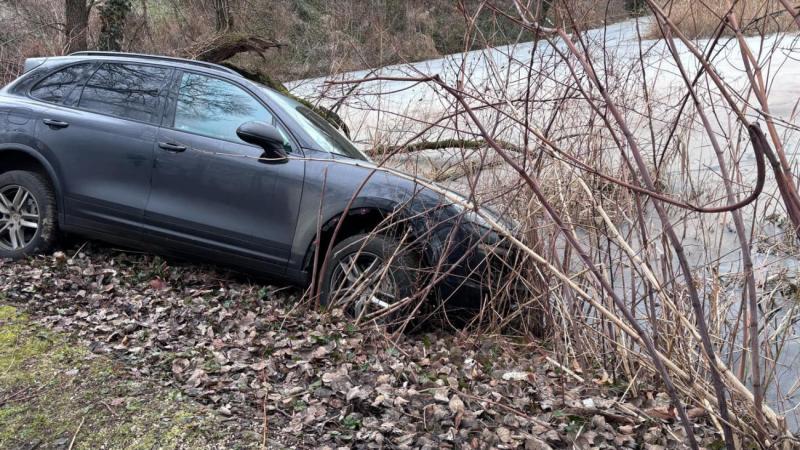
288,158,459,283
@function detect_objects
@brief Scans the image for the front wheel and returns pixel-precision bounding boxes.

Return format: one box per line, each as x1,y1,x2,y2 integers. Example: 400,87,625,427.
320,233,421,325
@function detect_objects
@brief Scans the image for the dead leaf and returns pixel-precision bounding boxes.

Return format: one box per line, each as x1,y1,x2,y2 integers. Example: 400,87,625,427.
448,394,465,415
496,426,512,443
645,406,675,421
149,278,166,290
687,407,706,419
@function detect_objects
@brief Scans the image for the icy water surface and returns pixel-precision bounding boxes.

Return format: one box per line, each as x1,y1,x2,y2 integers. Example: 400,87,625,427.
289,18,800,429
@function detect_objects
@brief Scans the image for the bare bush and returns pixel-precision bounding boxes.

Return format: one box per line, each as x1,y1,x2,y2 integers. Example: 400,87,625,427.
646,0,796,38
293,1,800,447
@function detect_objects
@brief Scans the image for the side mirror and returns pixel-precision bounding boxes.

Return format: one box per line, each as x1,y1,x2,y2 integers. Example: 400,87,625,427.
236,121,288,162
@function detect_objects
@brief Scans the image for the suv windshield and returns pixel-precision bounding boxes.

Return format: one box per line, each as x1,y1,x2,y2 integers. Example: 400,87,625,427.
260,87,368,161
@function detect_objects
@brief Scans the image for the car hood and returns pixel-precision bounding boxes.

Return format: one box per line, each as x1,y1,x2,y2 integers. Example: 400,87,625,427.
330,154,518,235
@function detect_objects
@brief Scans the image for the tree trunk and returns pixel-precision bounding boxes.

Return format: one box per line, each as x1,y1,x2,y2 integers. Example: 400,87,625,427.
64,0,89,53
98,0,131,51
625,0,645,12
537,1,552,22
214,0,234,32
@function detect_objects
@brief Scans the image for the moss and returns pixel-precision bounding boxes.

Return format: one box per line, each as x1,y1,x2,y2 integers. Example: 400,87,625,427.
0,305,253,449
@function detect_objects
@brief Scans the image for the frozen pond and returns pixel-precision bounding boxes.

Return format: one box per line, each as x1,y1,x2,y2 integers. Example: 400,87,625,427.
289,17,800,430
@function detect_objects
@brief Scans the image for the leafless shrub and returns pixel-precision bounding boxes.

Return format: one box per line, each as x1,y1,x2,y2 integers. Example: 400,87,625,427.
295,1,800,448
0,0,64,82
646,0,796,38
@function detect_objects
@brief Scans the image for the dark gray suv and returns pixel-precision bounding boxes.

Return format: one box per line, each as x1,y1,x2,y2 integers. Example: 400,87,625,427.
0,52,517,317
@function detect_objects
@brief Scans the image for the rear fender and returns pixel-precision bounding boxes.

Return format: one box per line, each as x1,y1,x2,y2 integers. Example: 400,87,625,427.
0,144,64,222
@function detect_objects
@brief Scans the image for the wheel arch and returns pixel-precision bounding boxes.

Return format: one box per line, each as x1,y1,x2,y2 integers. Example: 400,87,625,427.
0,145,63,221
301,200,429,278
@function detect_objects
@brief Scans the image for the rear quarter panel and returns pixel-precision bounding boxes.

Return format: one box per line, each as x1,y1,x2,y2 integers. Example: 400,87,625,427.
0,94,66,219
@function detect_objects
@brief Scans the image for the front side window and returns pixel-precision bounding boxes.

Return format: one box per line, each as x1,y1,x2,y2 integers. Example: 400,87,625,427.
174,73,278,144
260,87,367,161
78,63,170,124
30,63,92,104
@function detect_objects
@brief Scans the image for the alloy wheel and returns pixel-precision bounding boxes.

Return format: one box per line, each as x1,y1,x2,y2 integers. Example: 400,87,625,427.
0,185,40,251
330,251,399,320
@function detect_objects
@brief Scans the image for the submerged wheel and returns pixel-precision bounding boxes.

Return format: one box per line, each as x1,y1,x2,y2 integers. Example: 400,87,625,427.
0,170,57,260
320,233,420,324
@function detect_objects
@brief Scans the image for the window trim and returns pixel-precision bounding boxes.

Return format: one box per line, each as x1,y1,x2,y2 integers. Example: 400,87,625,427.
26,61,96,106
74,61,174,126
163,69,302,153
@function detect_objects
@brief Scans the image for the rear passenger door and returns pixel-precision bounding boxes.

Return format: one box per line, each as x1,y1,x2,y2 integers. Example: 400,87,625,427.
34,62,171,235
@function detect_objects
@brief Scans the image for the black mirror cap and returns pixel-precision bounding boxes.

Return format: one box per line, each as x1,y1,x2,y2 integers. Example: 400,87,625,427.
236,121,288,161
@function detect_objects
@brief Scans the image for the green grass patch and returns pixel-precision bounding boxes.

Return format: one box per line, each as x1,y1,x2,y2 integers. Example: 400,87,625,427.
0,305,252,449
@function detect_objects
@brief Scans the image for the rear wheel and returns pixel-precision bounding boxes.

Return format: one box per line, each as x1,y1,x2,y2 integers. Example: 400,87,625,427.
0,170,57,260
320,233,421,325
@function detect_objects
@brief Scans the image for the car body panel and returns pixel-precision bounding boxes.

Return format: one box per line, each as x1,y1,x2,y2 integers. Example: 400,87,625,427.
0,52,512,311
145,126,305,273
36,102,158,235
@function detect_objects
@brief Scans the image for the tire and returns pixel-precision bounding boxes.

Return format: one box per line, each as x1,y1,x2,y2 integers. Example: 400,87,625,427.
320,233,421,324
0,170,58,260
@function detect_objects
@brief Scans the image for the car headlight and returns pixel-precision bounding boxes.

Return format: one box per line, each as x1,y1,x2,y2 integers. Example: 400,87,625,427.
444,193,517,240
463,209,494,230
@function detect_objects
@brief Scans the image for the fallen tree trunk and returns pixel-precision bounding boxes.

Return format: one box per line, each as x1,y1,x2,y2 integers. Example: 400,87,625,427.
373,138,523,155
181,32,351,139
187,33,283,63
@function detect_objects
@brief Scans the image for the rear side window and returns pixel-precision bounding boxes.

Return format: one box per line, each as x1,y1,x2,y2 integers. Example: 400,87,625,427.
173,72,275,143
30,63,91,104
78,63,170,124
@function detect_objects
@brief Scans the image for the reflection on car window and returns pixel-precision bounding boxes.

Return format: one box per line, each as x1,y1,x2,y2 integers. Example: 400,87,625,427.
78,63,170,124
175,73,280,145
30,63,91,104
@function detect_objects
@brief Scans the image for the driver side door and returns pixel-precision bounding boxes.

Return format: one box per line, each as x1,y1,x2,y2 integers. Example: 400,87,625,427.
144,70,305,274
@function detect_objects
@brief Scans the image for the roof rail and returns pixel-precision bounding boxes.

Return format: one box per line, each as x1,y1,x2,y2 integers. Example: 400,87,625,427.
67,51,240,76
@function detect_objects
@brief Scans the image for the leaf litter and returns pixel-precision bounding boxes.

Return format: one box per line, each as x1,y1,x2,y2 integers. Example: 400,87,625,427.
0,243,723,449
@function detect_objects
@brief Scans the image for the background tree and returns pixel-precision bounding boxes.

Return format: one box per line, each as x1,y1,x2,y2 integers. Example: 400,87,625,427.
98,0,131,51
213,0,234,32
624,0,644,12
64,0,90,53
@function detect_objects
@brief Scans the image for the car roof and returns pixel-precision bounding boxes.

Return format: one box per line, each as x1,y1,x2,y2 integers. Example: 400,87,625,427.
65,51,240,77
